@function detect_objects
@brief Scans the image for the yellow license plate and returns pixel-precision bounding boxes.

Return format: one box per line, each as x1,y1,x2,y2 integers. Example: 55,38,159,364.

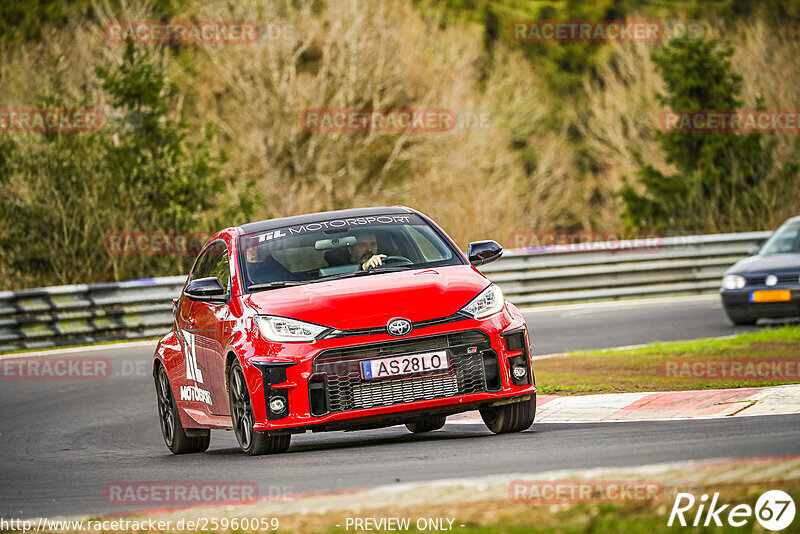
751,290,791,303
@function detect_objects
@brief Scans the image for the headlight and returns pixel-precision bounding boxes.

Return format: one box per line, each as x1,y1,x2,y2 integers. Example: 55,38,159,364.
461,284,505,319
722,274,746,290
254,315,328,342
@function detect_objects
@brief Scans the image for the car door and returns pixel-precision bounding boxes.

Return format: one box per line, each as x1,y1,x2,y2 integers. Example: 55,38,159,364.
175,252,209,408
187,240,232,416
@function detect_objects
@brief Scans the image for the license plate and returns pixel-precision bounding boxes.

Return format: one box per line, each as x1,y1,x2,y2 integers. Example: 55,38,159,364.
360,351,448,379
750,290,791,303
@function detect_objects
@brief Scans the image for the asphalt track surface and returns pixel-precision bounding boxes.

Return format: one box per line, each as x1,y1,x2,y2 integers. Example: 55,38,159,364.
524,294,767,354
1,295,798,518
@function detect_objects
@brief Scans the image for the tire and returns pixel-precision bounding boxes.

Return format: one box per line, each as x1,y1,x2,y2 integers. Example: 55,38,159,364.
154,365,210,454
724,307,757,326
405,415,447,433
228,361,291,456
480,395,536,434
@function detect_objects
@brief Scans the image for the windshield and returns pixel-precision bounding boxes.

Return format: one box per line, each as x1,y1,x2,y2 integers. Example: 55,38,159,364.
760,222,800,255
237,213,464,291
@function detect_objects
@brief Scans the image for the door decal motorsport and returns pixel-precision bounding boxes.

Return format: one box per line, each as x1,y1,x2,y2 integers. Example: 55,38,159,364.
180,330,213,405
184,331,203,383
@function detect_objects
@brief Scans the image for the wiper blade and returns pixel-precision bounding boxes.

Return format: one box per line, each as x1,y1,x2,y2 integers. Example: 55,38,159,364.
248,281,306,291
360,266,412,274
314,266,411,282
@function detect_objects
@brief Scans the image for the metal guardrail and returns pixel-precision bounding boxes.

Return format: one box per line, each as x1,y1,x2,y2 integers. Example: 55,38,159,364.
0,231,769,353
482,231,770,306
0,277,186,353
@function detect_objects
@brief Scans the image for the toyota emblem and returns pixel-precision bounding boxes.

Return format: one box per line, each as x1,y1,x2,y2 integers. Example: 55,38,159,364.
387,318,412,337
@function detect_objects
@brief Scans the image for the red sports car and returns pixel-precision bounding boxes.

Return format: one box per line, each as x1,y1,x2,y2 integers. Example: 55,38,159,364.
153,207,536,455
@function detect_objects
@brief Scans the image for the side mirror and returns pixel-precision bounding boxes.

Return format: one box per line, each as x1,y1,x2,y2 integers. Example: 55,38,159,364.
748,238,766,256
468,240,503,266
184,277,226,301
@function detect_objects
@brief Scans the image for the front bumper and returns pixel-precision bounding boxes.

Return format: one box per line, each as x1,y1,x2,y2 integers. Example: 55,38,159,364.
244,309,535,432
721,285,800,318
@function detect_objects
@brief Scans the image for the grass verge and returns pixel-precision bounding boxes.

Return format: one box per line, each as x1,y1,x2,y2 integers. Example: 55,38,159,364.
536,325,800,395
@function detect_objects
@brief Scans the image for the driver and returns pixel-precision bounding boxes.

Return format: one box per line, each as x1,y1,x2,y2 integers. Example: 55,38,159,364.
348,231,387,270
245,242,292,284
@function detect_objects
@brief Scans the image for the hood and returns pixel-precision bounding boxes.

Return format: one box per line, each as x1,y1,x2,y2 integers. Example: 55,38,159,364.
727,254,800,275
243,265,490,330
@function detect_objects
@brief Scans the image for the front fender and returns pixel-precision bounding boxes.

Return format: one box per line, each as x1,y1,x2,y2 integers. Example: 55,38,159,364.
227,325,273,425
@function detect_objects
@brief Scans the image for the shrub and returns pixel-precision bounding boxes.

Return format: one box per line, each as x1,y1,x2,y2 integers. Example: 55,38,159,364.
619,37,799,233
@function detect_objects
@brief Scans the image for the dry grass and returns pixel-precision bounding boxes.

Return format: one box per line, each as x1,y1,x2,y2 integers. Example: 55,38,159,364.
181,0,548,247
578,40,672,194
579,18,800,232
1,3,799,288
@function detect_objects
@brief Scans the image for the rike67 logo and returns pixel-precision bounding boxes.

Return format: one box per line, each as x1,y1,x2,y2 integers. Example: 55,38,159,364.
668,490,796,531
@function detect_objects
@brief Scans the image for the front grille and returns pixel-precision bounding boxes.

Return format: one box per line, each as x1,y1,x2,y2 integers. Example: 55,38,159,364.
322,312,470,339
745,273,800,286
311,331,496,415
352,375,460,409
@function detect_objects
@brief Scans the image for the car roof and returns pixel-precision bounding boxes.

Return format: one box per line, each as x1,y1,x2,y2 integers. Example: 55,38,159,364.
236,206,415,235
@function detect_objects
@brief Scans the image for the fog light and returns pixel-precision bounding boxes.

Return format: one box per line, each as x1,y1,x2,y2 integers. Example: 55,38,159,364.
512,364,527,380
269,396,287,413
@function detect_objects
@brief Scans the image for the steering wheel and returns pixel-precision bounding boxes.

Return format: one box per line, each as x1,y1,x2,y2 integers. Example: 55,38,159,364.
381,255,414,266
